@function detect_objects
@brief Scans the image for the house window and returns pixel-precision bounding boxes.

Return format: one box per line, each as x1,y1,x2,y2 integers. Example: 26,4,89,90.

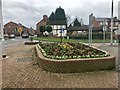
58,25,61,29
54,25,57,29
62,25,66,29
9,26,11,28
115,22,118,26
106,22,108,26
51,25,54,29
100,22,103,25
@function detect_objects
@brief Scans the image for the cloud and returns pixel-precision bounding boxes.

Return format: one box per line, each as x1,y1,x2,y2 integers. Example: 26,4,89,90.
2,0,119,29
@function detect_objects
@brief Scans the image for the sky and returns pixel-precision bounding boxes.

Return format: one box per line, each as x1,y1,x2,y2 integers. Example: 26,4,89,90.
2,0,120,29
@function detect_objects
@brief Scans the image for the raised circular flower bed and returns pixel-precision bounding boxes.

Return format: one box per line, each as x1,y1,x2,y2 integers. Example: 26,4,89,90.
35,42,116,73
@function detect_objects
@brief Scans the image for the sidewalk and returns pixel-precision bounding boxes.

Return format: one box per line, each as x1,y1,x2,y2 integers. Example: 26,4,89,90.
2,43,118,88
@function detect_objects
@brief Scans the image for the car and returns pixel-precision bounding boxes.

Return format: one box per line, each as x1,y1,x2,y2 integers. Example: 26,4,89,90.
22,34,29,38
4,34,9,39
9,34,15,38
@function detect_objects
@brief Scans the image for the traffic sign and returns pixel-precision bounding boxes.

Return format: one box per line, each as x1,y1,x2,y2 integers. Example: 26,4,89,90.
18,27,22,33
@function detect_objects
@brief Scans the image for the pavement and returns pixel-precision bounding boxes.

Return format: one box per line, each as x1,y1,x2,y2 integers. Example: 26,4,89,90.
1,42,119,89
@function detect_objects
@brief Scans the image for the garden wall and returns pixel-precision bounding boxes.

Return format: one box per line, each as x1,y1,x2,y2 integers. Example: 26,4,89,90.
35,45,116,73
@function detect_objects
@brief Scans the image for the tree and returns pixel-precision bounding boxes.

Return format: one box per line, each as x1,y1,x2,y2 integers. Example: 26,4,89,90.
49,12,55,21
49,6,66,21
54,6,66,21
45,26,52,33
39,26,45,34
73,18,81,27
66,15,71,26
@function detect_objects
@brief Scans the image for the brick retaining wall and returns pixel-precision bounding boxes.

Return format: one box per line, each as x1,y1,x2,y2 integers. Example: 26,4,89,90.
35,45,116,73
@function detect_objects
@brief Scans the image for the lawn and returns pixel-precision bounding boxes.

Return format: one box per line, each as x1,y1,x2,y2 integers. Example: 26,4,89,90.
33,37,111,43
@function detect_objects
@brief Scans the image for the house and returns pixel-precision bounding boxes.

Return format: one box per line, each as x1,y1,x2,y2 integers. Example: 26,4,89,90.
36,15,48,36
93,16,120,32
49,21,67,37
67,25,88,35
48,6,67,37
4,21,32,36
4,21,19,35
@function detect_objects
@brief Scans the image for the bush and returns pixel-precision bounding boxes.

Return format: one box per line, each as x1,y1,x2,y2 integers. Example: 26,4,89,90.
66,33,110,40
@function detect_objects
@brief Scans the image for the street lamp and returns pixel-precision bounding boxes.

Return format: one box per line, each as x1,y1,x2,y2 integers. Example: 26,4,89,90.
0,0,6,58
110,0,114,45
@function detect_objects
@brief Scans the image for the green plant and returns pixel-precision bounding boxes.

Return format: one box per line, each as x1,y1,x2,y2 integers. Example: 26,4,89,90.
39,42,110,60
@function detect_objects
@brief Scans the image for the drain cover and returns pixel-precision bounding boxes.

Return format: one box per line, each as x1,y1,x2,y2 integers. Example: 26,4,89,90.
16,57,33,62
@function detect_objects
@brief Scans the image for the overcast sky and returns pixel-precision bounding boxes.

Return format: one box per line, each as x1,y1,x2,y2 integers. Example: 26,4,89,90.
2,0,120,29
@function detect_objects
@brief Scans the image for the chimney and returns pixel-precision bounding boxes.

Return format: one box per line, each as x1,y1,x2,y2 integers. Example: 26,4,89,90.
43,15,48,21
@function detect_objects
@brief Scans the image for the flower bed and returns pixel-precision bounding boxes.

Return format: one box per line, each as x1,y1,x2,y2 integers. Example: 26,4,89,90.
35,43,115,73
39,42,110,60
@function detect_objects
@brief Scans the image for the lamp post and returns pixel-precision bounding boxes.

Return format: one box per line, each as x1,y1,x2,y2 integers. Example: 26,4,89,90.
110,0,114,45
0,0,6,58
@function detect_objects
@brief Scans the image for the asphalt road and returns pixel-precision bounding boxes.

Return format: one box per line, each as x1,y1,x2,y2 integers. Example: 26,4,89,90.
0,37,29,59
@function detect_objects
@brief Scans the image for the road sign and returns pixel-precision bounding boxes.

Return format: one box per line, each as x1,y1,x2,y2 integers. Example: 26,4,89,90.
60,28,64,33
18,27,22,33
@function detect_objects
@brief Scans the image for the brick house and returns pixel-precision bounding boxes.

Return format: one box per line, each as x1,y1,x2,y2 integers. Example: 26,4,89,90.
4,21,19,35
36,15,48,36
4,21,34,36
92,16,120,32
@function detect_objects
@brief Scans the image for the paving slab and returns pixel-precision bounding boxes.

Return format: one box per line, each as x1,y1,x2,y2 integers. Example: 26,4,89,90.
1,43,118,89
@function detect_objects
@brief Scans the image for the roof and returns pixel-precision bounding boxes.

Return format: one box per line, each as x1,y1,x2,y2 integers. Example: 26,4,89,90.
68,25,88,31
4,21,18,26
48,20,67,25
96,17,120,22
4,21,30,30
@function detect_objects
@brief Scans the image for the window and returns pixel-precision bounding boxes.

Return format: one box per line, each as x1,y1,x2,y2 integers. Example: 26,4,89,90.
8,26,11,28
100,22,103,25
115,22,118,26
62,25,66,29
54,25,57,29
58,25,61,29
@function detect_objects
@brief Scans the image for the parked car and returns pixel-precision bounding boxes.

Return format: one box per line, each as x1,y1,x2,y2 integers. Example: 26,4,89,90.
22,34,29,38
4,34,9,39
9,34,15,38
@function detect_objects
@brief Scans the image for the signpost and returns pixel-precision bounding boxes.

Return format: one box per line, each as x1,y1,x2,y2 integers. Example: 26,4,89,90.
103,20,107,45
18,27,23,44
89,13,94,46
60,28,64,43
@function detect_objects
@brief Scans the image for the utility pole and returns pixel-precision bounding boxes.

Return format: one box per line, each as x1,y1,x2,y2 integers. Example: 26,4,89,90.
0,0,6,58
110,0,114,45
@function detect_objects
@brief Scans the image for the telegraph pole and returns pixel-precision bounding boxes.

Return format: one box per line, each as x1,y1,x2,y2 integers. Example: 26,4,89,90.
0,0,6,58
110,0,114,45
